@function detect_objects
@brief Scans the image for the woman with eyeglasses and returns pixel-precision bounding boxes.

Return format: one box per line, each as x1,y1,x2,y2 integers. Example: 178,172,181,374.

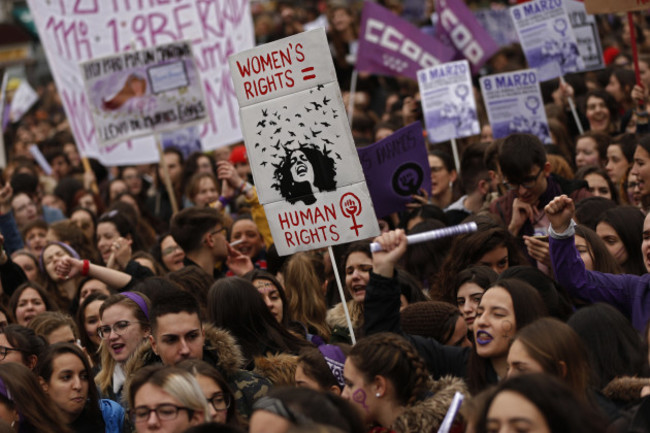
128,365,209,433
36,343,125,433
151,233,185,273
177,359,241,427
0,324,46,371
95,292,151,405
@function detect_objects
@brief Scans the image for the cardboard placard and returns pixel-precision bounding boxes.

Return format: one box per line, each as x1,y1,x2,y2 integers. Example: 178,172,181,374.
417,60,480,143
357,122,430,218
480,69,551,144
229,29,379,255
80,41,207,147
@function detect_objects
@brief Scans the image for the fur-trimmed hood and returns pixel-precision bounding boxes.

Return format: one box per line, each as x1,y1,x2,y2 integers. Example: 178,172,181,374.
602,377,650,403
326,300,363,329
125,324,246,378
392,375,468,433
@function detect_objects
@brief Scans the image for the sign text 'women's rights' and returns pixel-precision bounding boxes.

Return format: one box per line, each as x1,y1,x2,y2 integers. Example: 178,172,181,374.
229,29,379,255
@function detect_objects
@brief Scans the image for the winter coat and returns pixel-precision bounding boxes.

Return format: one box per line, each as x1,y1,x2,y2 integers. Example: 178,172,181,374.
326,300,363,344
125,324,271,418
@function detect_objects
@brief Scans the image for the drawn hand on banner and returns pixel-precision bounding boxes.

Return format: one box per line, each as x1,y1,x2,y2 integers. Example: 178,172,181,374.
226,244,254,277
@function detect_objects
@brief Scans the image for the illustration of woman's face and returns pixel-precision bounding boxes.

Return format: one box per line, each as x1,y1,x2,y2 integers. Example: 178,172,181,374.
290,150,314,184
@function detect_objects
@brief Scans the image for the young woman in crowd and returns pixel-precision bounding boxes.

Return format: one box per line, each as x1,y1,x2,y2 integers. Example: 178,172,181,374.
243,269,290,327
8,282,57,326
0,362,72,432
574,225,622,273
584,90,620,135
185,173,220,208
341,332,466,432
96,210,147,272
295,344,350,395
10,249,43,285
575,132,609,169
40,241,85,310
28,311,78,345
151,232,185,273
0,324,46,370
574,166,618,202
364,229,547,394
426,151,459,209
76,293,108,366
453,266,498,332
207,277,311,369
178,359,242,427
605,133,636,185
595,205,646,275
95,292,152,403
69,207,97,246
37,343,124,432
127,365,209,433
475,374,606,433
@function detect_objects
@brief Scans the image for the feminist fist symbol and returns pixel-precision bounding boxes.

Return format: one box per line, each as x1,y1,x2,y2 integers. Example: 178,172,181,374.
340,193,363,236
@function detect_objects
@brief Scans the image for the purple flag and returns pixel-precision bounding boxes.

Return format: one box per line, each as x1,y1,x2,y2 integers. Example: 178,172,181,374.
435,0,500,74
357,2,454,81
357,122,430,218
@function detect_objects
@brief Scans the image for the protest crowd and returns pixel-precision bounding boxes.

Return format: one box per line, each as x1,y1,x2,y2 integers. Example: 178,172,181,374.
2,0,650,432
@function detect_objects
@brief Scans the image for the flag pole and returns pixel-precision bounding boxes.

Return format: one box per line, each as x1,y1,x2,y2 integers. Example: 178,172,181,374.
560,76,584,135
328,246,356,344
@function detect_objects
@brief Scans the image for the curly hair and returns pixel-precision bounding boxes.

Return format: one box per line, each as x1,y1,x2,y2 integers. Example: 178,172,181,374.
348,332,431,406
274,146,336,205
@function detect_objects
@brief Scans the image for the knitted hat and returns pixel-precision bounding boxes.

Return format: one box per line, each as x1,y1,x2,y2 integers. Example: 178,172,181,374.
400,301,460,344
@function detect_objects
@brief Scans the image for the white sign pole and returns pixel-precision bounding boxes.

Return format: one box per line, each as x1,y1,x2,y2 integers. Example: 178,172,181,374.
328,246,356,344
561,76,584,134
347,69,358,126
450,137,461,174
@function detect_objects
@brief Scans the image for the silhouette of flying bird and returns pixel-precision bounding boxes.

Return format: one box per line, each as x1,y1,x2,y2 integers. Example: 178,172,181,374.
261,161,267,166
317,84,324,91
289,131,296,136
322,138,333,145
323,96,330,106
274,127,282,134
257,120,266,127
310,102,322,110
262,108,268,117
310,128,322,137
321,122,331,127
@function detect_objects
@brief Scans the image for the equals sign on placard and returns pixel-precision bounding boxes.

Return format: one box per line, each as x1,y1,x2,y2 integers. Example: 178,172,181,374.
301,67,316,81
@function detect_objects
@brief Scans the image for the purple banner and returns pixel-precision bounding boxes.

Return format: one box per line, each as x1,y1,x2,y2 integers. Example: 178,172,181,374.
357,122,430,218
357,2,454,81
435,0,499,74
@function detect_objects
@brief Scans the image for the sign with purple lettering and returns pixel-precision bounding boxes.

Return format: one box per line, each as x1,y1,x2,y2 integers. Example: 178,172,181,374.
229,29,379,255
26,0,254,165
417,60,479,143
356,2,454,81
81,41,207,147
510,0,584,82
357,122,430,218
434,0,499,74
480,69,551,144
565,0,604,72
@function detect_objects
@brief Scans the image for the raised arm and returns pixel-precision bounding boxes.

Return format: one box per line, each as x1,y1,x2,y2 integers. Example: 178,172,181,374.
55,256,132,290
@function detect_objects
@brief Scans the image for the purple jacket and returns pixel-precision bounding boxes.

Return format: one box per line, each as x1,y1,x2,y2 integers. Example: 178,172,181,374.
550,235,650,332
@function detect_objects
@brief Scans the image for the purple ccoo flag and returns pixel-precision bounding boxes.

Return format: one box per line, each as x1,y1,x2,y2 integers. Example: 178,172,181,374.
357,2,454,81
435,0,500,74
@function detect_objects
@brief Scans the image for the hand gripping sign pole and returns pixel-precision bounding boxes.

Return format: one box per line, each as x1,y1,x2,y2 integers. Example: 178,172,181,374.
560,76,584,135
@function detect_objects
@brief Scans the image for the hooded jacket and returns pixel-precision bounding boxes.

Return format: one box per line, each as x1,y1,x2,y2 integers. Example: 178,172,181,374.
125,324,271,418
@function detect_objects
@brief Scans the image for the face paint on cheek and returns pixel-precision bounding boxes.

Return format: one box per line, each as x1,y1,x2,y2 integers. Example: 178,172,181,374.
501,320,514,338
352,389,369,413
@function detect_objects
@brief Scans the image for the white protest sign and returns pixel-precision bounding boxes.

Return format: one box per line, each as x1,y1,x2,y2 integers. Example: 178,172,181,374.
10,80,39,123
27,0,254,166
80,41,207,147
417,60,479,143
229,28,379,255
565,0,604,71
510,0,584,81
480,69,551,144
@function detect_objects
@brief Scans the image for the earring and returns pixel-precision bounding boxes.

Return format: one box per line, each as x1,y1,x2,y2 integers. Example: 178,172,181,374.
375,393,381,398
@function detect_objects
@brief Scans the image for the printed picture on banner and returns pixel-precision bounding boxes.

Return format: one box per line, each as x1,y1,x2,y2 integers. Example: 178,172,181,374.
492,95,550,143
241,82,362,207
432,84,477,137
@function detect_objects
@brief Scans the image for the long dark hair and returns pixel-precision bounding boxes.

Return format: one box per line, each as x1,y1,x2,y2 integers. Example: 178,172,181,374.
36,343,104,428
243,269,291,327
596,205,646,275
207,277,312,366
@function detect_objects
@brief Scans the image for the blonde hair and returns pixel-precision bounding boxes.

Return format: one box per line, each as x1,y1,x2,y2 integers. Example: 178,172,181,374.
283,253,331,341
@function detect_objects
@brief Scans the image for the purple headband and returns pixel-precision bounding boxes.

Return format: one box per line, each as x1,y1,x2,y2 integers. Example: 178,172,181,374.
39,241,81,273
0,377,12,402
318,344,346,388
122,292,149,321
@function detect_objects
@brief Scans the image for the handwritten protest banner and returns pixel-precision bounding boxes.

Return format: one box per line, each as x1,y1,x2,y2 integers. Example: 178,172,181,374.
80,41,207,147
480,69,551,144
584,0,650,13
565,0,604,71
357,122,430,218
230,28,379,255
434,0,499,74
356,2,454,81
417,60,479,143
27,0,254,165
510,0,584,81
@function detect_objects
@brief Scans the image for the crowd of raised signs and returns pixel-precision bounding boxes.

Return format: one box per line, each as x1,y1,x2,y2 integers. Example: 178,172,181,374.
1,0,650,432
